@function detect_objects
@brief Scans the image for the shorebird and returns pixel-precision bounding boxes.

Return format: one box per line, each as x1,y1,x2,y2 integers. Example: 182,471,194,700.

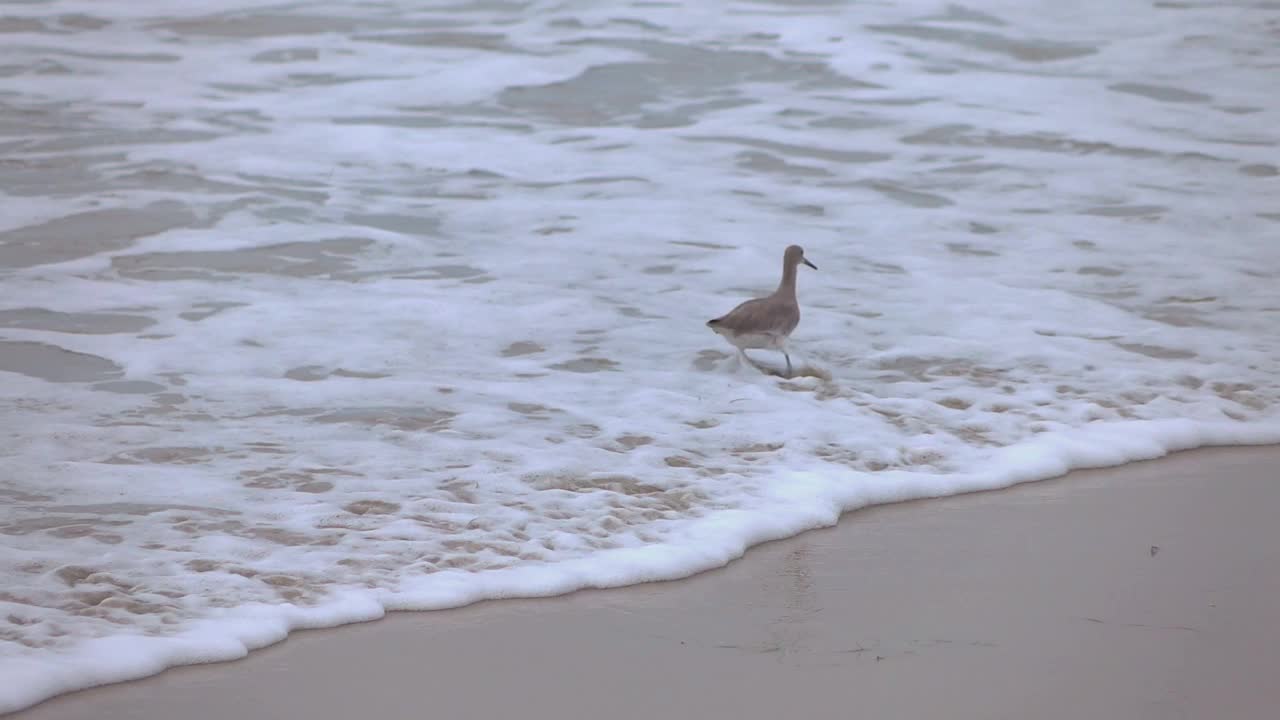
707,244,817,377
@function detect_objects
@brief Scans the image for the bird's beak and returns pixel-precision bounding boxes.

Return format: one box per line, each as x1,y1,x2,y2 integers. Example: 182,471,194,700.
803,258,818,270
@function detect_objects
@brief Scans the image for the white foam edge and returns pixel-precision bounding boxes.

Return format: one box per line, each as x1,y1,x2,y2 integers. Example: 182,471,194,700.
3,416,1278,716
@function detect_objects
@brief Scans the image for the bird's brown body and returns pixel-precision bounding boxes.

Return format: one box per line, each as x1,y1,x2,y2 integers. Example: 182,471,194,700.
707,245,816,376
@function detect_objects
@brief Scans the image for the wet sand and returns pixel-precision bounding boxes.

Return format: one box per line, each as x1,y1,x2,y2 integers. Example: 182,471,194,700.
16,445,1280,720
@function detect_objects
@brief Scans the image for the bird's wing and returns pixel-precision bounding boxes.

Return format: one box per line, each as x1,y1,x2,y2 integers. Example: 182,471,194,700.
708,296,798,335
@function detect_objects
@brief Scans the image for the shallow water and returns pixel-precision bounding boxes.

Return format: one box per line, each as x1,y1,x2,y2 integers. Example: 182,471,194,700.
2,0,1279,712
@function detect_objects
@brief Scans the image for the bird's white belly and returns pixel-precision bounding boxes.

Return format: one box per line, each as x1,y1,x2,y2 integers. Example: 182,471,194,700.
714,328,785,351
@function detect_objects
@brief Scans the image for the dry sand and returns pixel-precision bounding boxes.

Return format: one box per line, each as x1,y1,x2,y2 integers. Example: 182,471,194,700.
16,445,1280,720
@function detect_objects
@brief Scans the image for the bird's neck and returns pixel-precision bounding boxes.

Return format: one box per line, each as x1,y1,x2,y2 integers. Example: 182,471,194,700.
777,261,798,297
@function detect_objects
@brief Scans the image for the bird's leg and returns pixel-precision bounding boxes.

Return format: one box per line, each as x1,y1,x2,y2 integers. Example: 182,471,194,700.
736,348,750,367
783,351,793,378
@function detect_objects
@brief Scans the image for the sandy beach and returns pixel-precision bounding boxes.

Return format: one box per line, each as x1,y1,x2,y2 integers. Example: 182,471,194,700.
14,445,1279,720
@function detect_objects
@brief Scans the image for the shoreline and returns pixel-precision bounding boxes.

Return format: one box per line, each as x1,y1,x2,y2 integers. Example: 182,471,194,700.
14,444,1280,720
5,420,1274,716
